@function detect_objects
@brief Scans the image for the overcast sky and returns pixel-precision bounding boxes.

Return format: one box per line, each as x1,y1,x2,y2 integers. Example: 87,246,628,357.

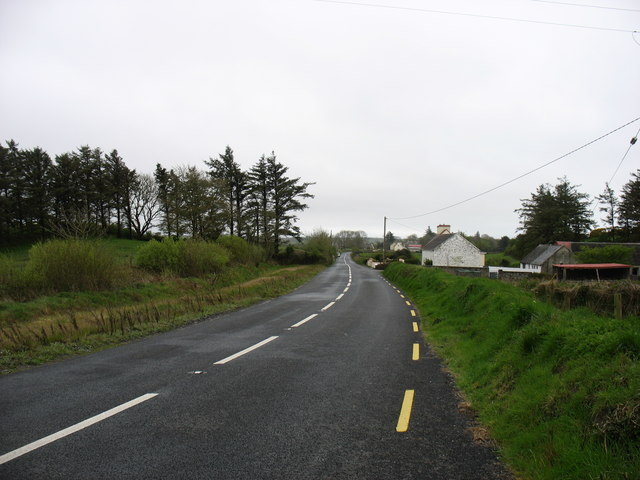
1,0,639,239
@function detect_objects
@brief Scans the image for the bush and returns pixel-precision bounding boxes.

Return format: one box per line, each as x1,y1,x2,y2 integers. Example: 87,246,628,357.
177,239,229,277
576,245,634,264
135,238,179,273
0,254,31,298
136,238,229,277
301,230,337,265
25,239,119,292
216,235,267,265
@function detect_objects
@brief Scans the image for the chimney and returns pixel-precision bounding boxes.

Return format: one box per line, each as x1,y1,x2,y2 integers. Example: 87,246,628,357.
436,224,451,235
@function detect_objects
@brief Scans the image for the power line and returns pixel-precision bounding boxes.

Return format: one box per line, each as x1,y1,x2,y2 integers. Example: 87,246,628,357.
388,116,640,221
531,0,640,13
314,0,638,34
608,125,640,185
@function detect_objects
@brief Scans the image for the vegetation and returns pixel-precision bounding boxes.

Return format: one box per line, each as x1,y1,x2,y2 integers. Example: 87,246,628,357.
485,252,520,267
301,229,337,265
333,230,367,251
618,169,640,241
385,263,639,480
0,141,314,258
508,177,594,259
0,237,325,372
575,245,634,265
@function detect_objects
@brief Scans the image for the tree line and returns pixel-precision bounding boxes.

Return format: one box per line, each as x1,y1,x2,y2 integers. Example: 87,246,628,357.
0,141,313,255
507,173,640,258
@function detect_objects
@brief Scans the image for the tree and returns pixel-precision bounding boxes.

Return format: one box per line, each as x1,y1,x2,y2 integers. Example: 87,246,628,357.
128,173,160,239
618,170,640,240
515,177,593,254
303,229,336,265
105,150,132,238
0,142,10,241
205,146,246,236
384,231,395,251
596,182,618,241
498,236,510,252
419,226,435,246
154,164,174,237
405,233,419,244
334,230,367,250
247,154,271,248
21,147,52,239
266,153,314,253
174,166,224,239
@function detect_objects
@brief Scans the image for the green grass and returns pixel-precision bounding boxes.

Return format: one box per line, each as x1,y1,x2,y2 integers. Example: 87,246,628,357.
0,264,324,372
485,252,520,267
384,263,640,480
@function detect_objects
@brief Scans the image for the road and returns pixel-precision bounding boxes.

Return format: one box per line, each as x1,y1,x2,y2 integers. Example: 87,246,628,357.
0,254,510,479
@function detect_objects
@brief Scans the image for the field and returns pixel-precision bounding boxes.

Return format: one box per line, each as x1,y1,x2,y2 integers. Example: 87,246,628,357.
384,262,640,480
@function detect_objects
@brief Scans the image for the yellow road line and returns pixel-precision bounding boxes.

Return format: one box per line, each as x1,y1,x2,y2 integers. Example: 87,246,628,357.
412,322,419,332
410,310,416,317
400,294,405,298
405,301,411,306
412,343,420,360
396,389,415,433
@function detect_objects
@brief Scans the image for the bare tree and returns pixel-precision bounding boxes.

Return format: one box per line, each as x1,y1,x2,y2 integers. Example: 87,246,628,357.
128,173,160,239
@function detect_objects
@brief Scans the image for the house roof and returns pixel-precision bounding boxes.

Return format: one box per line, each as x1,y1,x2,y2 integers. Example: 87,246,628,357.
422,233,454,251
422,233,482,253
520,244,566,266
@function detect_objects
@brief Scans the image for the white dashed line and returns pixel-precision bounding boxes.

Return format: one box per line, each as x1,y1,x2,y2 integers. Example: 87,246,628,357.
321,302,336,311
291,314,318,328
0,393,158,465
214,336,279,365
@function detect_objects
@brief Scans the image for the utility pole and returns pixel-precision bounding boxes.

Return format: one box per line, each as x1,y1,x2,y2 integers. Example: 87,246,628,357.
382,216,387,263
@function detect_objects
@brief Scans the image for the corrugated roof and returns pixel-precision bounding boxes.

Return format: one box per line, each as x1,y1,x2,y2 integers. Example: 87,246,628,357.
553,263,631,269
520,244,563,266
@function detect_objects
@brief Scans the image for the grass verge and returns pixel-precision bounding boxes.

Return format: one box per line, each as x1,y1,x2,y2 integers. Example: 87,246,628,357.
384,262,639,480
0,264,324,373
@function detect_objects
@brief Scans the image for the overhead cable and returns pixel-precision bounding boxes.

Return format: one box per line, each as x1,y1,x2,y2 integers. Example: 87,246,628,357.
388,116,640,221
314,0,638,33
531,0,640,13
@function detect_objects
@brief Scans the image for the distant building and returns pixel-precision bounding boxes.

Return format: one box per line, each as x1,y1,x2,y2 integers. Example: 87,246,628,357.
422,230,485,267
520,245,574,274
390,241,405,251
407,244,422,253
436,224,451,235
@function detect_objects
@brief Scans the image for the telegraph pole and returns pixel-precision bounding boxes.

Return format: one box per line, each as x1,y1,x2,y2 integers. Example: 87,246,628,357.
382,216,387,263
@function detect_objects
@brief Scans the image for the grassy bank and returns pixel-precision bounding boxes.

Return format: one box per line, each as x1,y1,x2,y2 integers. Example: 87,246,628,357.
0,263,324,373
384,263,639,480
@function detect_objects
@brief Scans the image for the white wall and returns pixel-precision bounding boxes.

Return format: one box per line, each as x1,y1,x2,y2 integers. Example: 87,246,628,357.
431,234,484,267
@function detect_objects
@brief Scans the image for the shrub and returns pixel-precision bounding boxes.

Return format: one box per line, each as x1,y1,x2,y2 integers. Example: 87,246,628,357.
217,235,266,265
303,230,337,265
576,245,634,264
135,238,229,277
25,239,119,292
135,238,179,273
177,239,229,277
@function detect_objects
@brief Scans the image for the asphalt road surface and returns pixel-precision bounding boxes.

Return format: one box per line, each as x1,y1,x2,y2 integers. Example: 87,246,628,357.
0,254,511,479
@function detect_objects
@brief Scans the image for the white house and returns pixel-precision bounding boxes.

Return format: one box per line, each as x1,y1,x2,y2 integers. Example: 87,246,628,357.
422,231,485,267
390,241,405,251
